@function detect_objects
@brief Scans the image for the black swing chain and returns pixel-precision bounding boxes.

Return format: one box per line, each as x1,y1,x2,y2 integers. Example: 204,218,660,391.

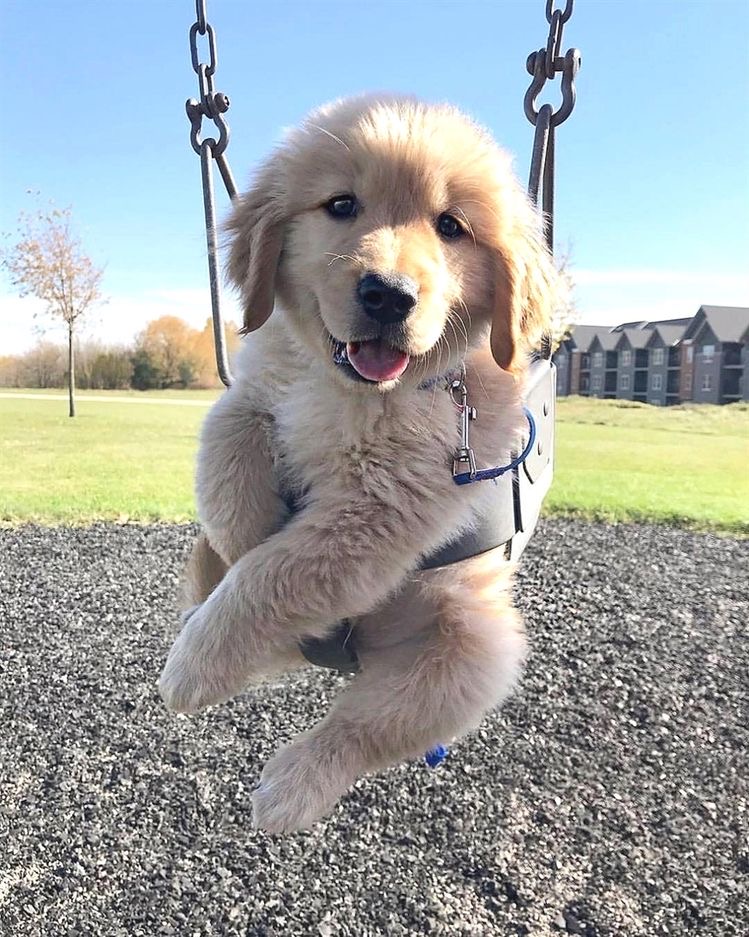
186,0,238,387
524,0,582,254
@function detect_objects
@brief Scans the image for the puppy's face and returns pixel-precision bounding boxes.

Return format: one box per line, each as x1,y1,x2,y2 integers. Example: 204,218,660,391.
280,132,495,387
227,96,556,389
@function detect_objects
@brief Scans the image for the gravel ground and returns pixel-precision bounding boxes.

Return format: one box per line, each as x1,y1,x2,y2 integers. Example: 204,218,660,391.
0,519,747,937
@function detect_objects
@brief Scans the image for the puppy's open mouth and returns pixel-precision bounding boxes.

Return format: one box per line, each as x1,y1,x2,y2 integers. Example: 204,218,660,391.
332,339,411,383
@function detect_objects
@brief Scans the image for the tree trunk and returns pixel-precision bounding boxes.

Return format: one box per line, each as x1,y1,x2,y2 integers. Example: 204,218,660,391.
68,325,76,418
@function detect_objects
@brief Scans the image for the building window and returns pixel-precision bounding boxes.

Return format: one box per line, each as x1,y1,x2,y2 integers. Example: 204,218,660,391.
620,374,630,390
621,350,631,367
592,375,602,391
686,346,694,363
702,373,712,392
652,374,662,391
593,352,603,368
702,344,715,363
651,348,664,366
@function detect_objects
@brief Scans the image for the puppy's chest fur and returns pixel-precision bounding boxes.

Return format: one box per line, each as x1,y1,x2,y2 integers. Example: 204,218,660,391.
237,330,526,515
265,387,520,536
270,377,462,504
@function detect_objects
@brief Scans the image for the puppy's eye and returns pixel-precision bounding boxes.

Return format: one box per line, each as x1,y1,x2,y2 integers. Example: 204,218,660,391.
437,212,463,240
325,195,358,219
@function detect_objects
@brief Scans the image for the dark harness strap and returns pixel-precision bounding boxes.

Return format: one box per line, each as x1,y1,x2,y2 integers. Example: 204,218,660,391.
299,621,360,672
299,357,556,673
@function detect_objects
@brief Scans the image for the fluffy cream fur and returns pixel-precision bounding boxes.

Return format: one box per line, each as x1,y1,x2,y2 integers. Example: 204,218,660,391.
159,95,557,833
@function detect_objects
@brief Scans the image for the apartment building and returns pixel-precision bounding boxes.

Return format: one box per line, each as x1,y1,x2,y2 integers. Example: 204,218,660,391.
554,305,749,405
683,305,749,404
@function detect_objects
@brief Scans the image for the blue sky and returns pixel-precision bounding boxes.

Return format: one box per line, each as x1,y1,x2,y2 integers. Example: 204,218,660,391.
2,0,748,353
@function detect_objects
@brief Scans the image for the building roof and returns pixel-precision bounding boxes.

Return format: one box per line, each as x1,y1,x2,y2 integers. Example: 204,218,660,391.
648,317,693,328
616,327,652,350
683,306,749,343
562,309,749,354
611,320,648,332
590,331,620,352
562,324,606,352
649,323,688,347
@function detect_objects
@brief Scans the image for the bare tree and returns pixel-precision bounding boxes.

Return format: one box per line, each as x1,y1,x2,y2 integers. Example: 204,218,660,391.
2,204,104,416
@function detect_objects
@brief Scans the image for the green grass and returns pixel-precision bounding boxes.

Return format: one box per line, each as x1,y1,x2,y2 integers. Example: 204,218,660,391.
0,387,220,400
550,397,749,535
1,391,747,533
0,392,218,524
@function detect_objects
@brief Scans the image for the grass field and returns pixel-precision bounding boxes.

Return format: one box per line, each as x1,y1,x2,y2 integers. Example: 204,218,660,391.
1,390,747,533
549,397,748,534
1,387,219,400
0,390,216,524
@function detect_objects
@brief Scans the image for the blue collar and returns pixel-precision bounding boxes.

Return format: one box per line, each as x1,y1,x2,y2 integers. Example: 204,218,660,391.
444,367,537,486
453,407,537,485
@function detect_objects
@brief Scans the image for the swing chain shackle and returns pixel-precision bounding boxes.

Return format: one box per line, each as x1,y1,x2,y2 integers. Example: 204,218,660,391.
187,0,232,157
525,0,581,254
186,0,238,387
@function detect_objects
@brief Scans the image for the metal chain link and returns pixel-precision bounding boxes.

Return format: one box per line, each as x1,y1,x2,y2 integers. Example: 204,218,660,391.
187,1,227,157
525,0,581,254
186,0,238,387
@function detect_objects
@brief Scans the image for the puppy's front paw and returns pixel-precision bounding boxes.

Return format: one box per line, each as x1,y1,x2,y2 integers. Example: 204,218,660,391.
252,736,353,834
158,603,244,713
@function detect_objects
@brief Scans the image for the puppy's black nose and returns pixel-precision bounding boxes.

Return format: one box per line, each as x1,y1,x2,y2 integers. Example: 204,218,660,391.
357,273,418,324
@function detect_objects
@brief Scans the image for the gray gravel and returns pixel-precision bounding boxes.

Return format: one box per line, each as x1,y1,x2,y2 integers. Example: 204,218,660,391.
0,519,747,936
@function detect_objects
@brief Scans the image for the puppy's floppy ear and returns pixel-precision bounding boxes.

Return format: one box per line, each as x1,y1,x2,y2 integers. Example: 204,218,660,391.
490,209,558,373
225,159,287,334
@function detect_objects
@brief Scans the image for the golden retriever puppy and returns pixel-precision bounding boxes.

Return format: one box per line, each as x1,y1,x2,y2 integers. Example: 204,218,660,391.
159,95,557,833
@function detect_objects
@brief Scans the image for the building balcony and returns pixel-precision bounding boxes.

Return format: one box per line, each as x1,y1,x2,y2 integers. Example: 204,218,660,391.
723,344,743,367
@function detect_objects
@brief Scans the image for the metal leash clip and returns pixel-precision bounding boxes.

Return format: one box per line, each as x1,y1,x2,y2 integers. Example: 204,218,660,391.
451,374,478,480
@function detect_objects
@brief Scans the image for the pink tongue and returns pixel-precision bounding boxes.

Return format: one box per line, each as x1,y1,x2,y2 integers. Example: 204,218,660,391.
347,340,410,382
